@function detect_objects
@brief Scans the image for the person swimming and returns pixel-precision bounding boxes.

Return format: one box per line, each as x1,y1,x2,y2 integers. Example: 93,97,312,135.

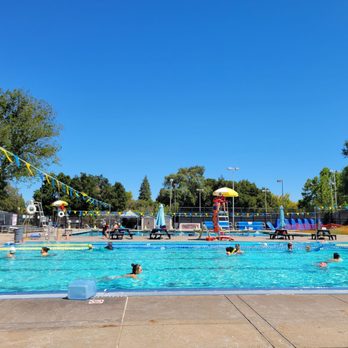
287,242,293,252
106,263,143,280
41,247,50,256
6,247,16,258
328,252,343,262
317,253,343,268
105,242,113,250
226,244,243,255
125,264,143,279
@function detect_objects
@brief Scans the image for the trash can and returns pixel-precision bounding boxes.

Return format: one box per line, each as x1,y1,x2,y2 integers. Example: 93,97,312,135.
14,227,24,243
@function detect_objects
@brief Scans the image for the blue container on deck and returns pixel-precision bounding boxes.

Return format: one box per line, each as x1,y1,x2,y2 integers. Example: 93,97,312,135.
68,279,96,300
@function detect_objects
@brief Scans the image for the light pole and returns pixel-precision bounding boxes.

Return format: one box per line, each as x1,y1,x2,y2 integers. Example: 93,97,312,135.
277,179,284,205
169,178,174,213
262,188,270,214
330,170,338,210
227,167,239,229
196,189,203,213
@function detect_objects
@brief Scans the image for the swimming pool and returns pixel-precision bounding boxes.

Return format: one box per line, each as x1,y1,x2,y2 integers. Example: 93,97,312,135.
1,241,347,294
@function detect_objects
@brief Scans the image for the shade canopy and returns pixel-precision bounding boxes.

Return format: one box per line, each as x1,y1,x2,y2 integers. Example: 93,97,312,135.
120,210,139,218
51,200,68,207
155,204,166,228
213,187,239,198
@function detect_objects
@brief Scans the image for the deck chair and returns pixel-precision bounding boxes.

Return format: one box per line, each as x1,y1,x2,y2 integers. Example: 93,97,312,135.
266,222,276,230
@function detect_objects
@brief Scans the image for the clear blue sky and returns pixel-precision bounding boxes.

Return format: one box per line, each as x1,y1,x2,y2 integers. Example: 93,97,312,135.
1,0,347,203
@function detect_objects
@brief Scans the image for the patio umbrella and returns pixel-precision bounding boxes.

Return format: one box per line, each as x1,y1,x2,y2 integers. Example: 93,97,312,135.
279,205,285,229
213,187,238,197
51,200,68,207
155,204,166,228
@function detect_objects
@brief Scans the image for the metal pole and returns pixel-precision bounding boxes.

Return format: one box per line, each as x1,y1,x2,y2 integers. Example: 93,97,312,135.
277,180,284,206
232,180,235,229
169,179,173,213
262,189,268,214
196,189,203,213
331,170,338,209
174,185,176,212
227,167,239,230
329,176,334,211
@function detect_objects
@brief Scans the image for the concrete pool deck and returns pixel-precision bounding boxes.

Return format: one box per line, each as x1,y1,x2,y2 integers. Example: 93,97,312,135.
1,229,348,244
1,294,348,347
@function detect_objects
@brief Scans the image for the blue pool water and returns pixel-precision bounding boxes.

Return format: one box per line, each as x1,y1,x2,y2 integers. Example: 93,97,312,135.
0,241,347,294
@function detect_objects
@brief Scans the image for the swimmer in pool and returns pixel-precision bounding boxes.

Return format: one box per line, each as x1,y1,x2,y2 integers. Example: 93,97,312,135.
41,247,50,257
328,252,343,262
6,247,16,258
105,242,113,250
107,263,143,280
226,244,243,255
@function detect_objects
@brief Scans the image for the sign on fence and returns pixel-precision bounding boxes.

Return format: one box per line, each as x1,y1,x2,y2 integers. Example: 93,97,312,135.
179,223,201,231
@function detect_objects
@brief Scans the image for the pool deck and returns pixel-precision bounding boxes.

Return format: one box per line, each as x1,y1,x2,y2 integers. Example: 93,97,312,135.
1,294,348,347
1,229,348,244
1,232,348,347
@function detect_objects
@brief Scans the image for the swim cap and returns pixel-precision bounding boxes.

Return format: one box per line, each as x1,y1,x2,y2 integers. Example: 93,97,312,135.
88,244,93,249
10,247,16,254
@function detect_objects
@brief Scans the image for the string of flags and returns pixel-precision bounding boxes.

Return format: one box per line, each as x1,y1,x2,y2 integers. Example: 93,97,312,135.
0,146,111,209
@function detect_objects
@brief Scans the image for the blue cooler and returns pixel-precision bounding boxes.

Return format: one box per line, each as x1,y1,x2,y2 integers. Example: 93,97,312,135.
68,279,97,300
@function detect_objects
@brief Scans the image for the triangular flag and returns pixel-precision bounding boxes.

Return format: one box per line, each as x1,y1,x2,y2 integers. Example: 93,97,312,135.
25,162,34,175
0,148,13,163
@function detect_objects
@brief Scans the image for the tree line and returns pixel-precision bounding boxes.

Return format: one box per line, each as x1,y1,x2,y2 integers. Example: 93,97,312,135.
0,89,347,214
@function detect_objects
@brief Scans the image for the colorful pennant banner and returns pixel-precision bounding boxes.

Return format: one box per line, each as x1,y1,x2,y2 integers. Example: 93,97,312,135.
0,146,111,209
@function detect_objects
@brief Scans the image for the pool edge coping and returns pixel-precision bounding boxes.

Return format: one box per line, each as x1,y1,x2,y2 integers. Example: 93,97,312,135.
1,288,348,299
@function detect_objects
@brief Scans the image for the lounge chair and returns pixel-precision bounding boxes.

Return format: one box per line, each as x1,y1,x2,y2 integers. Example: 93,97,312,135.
266,222,276,230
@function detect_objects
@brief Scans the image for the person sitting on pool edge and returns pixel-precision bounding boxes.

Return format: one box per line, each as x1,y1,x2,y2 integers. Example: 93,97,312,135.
41,247,50,256
226,244,243,255
102,223,109,239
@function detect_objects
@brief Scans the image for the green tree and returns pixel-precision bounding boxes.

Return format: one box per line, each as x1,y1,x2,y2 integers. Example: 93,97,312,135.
342,140,348,158
0,89,60,210
0,89,60,186
33,172,72,215
34,173,115,215
138,176,152,201
156,166,205,208
109,182,127,212
298,177,319,210
0,184,25,213
299,167,339,210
